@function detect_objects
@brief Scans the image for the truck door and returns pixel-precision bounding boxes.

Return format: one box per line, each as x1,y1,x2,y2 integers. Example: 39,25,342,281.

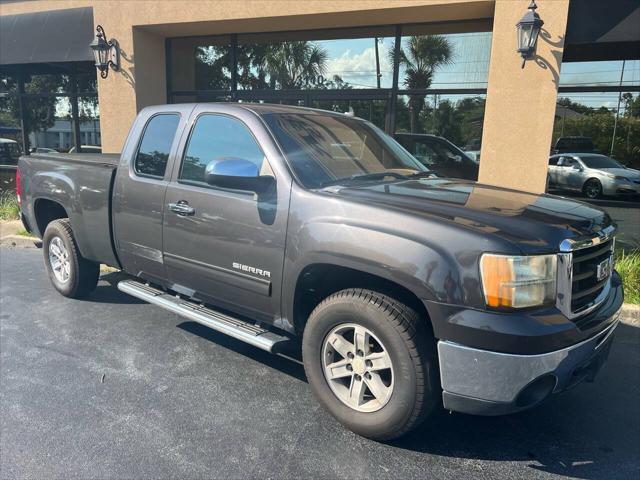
113,106,192,283
162,106,291,324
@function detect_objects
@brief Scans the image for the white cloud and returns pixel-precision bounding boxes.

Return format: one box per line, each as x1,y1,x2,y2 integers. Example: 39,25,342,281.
325,45,393,88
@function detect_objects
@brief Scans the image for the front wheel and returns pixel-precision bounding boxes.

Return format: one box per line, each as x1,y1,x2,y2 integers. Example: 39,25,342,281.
42,219,99,298
583,178,603,199
302,289,439,440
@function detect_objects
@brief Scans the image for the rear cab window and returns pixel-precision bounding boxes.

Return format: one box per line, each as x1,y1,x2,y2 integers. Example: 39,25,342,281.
134,114,181,178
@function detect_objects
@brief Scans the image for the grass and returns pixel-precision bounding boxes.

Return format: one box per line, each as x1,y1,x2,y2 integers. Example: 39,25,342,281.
0,191,20,221
16,229,32,237
616,249,640,305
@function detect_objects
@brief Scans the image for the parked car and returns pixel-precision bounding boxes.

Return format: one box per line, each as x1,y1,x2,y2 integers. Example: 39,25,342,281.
68,145,102,153
0,138,21,191
18,104,623,440
548,153,640,199
552,136,595,154
30,147,59,154
395,133,479,180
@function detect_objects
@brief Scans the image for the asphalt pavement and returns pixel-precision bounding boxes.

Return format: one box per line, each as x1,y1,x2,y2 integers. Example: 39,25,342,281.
1,247,639,479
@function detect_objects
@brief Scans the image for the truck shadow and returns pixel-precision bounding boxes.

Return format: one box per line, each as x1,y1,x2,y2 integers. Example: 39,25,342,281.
180,317,638,479
390,321,639,479
176,320,307,383
80,272,146,305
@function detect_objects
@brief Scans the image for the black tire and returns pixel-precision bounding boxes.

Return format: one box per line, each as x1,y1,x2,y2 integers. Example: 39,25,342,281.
302,288,439,440
42,219,99,298
583,178,603,199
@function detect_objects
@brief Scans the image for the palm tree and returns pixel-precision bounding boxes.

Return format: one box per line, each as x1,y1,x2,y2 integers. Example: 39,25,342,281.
395,35,453,132
261,41,328,89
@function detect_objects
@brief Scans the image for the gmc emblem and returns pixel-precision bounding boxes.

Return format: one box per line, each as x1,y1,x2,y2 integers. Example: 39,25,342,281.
596,258,611,282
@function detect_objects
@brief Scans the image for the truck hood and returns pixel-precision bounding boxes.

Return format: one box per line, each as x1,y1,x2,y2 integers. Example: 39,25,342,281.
323,178,614,253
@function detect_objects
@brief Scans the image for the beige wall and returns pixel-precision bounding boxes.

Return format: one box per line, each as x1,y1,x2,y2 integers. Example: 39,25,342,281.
2,0,569,194
479,0,570,193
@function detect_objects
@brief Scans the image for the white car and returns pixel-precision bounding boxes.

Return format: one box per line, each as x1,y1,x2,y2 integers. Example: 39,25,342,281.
548,153,640,199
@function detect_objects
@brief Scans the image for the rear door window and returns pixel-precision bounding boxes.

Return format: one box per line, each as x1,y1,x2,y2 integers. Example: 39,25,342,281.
134,114,181,178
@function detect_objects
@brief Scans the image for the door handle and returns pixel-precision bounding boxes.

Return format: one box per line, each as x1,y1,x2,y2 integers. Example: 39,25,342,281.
168,201,195,216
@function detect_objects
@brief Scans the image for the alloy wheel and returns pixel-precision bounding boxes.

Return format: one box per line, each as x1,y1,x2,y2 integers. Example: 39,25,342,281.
48,236,71,283
321,323,394,412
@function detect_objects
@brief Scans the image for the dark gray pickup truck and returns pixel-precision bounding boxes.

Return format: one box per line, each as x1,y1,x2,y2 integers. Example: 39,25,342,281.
18,103,623,440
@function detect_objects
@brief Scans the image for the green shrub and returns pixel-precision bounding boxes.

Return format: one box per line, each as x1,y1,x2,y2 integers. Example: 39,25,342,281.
0,191,20,221
616,250,640,305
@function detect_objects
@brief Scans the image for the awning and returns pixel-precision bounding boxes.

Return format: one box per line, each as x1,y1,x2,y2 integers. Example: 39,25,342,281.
0,7,94,66
564,0,640,62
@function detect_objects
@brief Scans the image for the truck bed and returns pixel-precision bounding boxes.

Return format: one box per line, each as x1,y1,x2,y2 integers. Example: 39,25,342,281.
19,152,121,267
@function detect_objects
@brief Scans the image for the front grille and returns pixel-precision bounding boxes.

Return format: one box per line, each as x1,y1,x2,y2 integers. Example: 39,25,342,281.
570,239,613,313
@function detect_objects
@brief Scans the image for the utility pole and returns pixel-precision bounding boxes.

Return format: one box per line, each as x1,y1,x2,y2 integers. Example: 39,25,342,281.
610,59,625,156
374,37,381,89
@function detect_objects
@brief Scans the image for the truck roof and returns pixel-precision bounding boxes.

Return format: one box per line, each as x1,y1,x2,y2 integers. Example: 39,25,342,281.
143,102,355,119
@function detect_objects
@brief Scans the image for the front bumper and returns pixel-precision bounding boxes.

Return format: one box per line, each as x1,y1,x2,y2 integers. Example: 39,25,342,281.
602,178,640,195
438,312,620,415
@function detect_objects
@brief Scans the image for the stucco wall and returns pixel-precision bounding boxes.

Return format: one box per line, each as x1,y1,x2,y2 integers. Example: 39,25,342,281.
479,0,570,193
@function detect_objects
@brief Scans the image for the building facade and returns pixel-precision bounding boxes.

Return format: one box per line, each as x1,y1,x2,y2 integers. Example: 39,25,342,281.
1,0,638,193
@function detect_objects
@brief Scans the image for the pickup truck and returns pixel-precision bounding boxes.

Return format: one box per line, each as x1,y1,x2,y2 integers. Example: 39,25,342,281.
18,103,623,440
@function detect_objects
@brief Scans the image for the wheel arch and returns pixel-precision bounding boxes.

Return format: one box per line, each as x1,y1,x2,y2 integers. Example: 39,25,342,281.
291,263,433,337
33,198,69,237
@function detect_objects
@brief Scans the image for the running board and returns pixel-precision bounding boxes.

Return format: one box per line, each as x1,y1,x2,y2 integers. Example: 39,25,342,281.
117,280,288,353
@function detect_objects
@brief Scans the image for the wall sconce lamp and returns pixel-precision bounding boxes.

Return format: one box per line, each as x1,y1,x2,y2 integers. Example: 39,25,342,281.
516,1,544,68
90,25,119,78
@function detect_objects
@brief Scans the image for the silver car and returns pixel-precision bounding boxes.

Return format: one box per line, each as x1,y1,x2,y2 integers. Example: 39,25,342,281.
548,153,640,199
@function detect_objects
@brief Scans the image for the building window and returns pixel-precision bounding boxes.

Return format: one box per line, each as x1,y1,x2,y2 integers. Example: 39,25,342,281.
555,60,640,168
0,67,100,161
166,21,492,161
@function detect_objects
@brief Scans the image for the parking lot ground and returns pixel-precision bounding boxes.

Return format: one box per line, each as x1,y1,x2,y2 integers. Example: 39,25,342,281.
1,247,639,479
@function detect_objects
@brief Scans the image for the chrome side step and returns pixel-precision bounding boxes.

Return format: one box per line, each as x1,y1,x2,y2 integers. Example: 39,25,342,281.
117,280,288,352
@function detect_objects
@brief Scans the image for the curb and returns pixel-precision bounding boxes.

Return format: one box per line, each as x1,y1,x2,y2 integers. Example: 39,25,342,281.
620,304,640,326
0,235,41,248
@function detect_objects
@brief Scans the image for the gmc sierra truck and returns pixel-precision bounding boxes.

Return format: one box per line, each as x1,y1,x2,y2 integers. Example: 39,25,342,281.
18,104,623,440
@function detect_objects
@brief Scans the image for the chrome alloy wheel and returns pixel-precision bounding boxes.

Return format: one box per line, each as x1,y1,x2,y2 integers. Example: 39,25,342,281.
48,236,70,283
322,323,394,412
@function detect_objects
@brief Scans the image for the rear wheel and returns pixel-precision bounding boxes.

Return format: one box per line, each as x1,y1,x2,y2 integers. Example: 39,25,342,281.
302,288,439,440
42,219,99,298
583,178,603,199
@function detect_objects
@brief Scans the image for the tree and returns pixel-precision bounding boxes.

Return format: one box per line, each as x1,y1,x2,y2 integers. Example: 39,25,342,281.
393,35,453,132
260,41,328,89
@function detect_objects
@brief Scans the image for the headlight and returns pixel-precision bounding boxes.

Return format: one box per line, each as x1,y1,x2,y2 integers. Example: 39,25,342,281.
614,176,629,182
480,254,557,309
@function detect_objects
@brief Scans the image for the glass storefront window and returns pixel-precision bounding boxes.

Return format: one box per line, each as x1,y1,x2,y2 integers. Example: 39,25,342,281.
170,36,232,92
560,60,640,88
395,94,486,149
237,27,395,90
553,91,640,169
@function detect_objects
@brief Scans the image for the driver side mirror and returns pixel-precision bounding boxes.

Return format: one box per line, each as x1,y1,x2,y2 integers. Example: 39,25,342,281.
204,158,274,193
572,164,584,172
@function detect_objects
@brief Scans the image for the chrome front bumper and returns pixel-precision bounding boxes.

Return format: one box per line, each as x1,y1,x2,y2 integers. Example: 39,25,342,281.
438,312,621,416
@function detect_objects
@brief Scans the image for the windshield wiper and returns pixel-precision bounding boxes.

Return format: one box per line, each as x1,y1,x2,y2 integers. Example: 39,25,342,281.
320,171,408,188
407,170,438,179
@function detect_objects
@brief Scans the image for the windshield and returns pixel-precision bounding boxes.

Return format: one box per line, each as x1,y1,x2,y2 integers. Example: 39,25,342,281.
580,155,623,169
263,113,428,188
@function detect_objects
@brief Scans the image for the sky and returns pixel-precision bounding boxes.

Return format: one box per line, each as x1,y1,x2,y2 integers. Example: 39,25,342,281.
317,32,639,111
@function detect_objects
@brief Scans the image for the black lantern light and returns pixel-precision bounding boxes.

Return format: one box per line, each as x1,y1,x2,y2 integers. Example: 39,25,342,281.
516,1,544,68
90,25,119,78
